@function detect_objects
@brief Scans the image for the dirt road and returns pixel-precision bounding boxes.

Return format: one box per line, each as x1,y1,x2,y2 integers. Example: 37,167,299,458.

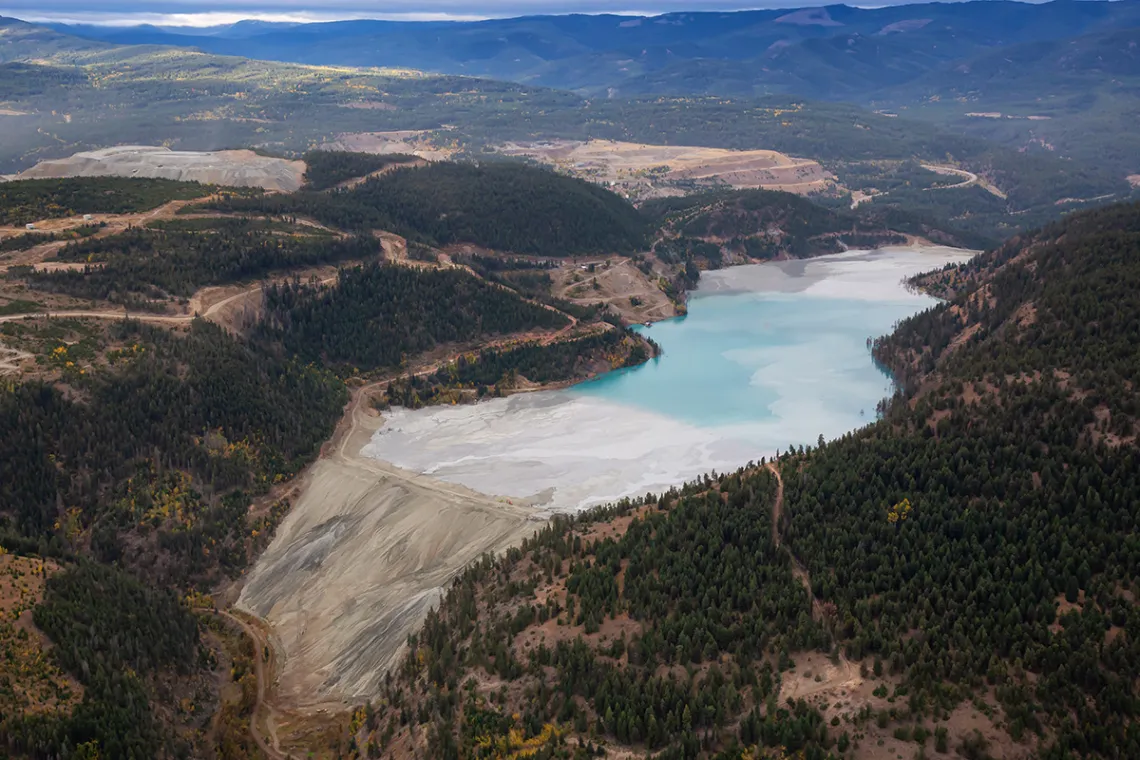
921,164,1007,199
765,462,863,701
216,609,287,760
0,343,33,375
0,199,342,276
0,198,216,275
768,461,785,549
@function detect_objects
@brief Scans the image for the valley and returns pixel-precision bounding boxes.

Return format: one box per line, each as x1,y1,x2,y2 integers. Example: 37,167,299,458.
0,163,979,758
2,2,1140,758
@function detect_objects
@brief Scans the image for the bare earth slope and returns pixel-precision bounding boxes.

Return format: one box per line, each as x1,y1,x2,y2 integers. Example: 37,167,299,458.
11,146,306,191
236,397,540,709
498,139,833,200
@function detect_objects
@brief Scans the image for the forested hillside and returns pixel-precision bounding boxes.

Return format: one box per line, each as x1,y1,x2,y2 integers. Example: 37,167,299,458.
650,189,898,267
0,177,210,225
0,319,346,582
301,150,420,191
381,326,655,408
26,226,377,308
359,202,1140,759
0,317,347,757
201,162,648,255
0,158,679,755
257,262,571,372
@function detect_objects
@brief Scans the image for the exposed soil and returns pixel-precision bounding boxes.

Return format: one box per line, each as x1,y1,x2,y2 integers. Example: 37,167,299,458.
1129,174,1140,188
213,609,288,760
334,158,428,190
0,342,33,375
551,257,676,323
0,197,210,264
11,146,306,192
235,380,542,711
497,139,833,200
320,130,456,161
921,163,1007,199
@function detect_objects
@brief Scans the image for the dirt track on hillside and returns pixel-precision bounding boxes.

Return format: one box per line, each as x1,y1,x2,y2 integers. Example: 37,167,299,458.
921,164,1007,199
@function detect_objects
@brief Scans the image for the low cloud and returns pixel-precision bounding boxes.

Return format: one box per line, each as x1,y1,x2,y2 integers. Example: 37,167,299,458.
0,0,930,27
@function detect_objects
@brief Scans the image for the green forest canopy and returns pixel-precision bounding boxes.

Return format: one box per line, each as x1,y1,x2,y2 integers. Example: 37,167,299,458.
257,262,569,372
363,201,1140,760
0,177,210,226
208,161,649,255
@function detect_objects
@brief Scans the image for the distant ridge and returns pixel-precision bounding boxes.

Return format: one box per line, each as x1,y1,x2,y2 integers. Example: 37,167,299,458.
39,0,1140,97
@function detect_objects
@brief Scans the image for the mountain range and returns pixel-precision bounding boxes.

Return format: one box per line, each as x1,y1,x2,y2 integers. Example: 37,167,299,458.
46,0,1140,101
24,0,1140,182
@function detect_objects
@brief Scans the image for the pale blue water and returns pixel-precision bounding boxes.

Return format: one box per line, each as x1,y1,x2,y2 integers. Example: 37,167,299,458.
571,272,935,436
368,249,972,512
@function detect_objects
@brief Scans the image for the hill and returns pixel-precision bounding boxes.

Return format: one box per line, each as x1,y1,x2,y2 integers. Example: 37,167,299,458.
43,2,1140,99
0,15,1132,243
356,201,1140,758
208,161,649,256
34,3,1140,182
879,25,1140,178
0,174,660,758
644,187,989,268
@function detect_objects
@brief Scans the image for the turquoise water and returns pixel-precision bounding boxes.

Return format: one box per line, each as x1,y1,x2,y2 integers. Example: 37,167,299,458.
572,288,927,433
367,249,972,512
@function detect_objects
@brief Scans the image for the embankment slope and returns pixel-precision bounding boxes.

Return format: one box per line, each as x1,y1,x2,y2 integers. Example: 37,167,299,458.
236,402,540,708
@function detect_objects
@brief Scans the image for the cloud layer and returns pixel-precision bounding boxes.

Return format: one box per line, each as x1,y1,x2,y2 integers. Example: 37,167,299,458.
0,0,937,26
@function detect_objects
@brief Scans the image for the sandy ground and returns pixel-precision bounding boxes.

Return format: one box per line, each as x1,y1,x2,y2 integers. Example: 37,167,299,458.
551,257,676,323
365,393,747,515
0,342,34,375
10,146,306,192
320,131,455,161
236,399,542,710
497,139,832,199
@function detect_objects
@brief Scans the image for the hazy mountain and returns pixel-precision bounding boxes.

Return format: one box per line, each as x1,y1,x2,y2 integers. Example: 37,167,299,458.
43,0,1140,99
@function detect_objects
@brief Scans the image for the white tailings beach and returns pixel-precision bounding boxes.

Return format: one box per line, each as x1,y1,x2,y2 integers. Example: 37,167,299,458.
239,245,973,708
362,247,973,513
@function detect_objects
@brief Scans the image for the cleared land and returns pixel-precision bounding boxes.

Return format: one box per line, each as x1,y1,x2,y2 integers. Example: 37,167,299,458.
498,139,833,200
1129,174,1140,188
552,257,677,323
9,146,306,192
319,130,456,161
920,163,1008,199
0,554,82,720
236,387,542,710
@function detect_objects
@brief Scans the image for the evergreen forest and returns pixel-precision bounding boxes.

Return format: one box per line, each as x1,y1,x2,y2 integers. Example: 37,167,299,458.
357,201,1140,760
0,177,210,226
257,262,571,372
206,162,648,255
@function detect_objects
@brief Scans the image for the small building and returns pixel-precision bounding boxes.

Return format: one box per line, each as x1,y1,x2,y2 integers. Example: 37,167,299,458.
83,214,94,221
25,223,35,231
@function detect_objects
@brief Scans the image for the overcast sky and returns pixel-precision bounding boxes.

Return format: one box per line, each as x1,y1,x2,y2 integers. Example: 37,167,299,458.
0,0,1000,26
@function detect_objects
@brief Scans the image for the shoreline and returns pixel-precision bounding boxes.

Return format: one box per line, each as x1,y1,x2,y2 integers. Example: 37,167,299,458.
648,241,978,327
230,242,978,721
235,389,544,712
